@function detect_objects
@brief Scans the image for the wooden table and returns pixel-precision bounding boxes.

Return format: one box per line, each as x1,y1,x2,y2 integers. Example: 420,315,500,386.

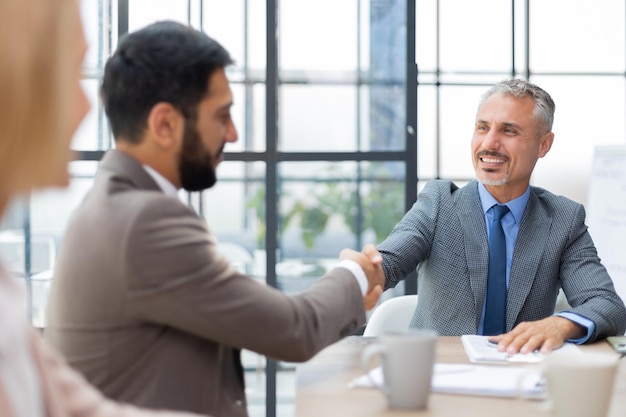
295,336,626,416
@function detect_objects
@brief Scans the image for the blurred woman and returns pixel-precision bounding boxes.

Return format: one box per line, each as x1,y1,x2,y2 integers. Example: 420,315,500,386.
0,0,205,416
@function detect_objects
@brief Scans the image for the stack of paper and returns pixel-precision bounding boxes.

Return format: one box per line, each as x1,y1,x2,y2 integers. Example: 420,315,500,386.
351,335,583,398
350,364,545,398
432,364,544,398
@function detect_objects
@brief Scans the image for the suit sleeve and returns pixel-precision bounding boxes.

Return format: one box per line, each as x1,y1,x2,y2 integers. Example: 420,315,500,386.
377,180,443,290
121,197,365,362
558,204,626,340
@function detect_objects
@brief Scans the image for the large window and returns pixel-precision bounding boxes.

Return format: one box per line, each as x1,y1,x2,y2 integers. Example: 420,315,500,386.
3,1,625,417
415,0,626,203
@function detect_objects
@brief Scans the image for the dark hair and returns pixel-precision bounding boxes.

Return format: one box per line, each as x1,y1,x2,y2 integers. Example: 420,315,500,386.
100,20,234,143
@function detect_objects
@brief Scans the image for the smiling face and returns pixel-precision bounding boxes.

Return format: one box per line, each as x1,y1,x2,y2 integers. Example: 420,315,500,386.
471,93,554,202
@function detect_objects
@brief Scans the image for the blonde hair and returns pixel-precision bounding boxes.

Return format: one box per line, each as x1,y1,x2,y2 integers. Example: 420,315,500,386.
0,0,80,195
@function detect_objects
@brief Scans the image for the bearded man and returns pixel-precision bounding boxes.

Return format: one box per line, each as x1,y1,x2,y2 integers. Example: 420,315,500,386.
45,21,384,417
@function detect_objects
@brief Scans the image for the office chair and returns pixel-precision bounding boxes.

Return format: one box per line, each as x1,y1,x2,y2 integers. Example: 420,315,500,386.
363,294,418,337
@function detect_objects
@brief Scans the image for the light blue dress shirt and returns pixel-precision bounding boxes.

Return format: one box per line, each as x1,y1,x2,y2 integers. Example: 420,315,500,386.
477,183,594,343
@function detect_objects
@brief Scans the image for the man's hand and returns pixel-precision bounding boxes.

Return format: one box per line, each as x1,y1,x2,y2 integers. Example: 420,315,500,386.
489,316,586,354
339,244,385,310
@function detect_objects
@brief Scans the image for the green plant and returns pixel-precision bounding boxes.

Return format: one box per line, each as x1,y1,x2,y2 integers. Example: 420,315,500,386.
284,179,354,250
245,165,405,252
291,168,404,250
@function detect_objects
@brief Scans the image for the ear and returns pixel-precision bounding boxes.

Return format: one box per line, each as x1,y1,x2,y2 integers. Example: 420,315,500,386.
537,131,554,158
145,102,184,149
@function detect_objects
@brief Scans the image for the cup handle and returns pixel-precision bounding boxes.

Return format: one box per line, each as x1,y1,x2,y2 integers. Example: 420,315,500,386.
361,343,387,393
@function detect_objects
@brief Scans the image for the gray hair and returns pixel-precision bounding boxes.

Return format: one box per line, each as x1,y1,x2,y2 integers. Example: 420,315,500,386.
478,78,555,133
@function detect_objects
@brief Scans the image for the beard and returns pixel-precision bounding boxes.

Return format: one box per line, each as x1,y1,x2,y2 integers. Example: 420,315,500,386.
178,120,221,192
477,177,509,186
477,173,509,186
475,151,509,186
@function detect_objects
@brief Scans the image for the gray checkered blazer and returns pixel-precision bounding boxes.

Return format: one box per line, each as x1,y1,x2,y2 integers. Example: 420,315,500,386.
378,179,626,341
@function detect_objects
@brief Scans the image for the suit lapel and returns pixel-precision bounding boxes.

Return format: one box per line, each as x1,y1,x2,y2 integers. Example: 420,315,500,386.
233,349,245,389
506,189,552,329
457,181,490,329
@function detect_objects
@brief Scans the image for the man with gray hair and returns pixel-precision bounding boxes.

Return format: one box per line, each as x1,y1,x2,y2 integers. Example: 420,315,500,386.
372,78,626,354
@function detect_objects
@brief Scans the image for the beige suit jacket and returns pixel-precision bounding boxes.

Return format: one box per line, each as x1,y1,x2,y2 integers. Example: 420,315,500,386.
0,331,202,417
45,150,365,417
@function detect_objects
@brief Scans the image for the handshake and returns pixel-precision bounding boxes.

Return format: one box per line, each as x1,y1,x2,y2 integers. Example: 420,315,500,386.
339,244,385,311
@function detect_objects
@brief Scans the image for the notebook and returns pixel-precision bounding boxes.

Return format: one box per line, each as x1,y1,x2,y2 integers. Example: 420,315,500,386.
461,335,582,363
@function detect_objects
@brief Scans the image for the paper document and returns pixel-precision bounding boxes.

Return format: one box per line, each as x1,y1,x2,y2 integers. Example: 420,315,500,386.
350,364,545,398
461,335,581,363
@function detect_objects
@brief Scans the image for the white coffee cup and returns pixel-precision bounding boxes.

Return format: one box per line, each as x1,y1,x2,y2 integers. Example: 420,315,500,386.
542,352,619,417
360,329,437,410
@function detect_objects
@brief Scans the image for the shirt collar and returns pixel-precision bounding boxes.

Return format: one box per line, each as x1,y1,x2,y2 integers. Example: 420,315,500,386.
477,182,530,225
142,165,179,198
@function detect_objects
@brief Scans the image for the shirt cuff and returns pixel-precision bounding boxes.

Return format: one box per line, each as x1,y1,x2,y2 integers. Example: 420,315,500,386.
556,312,595,344
335,259,368,296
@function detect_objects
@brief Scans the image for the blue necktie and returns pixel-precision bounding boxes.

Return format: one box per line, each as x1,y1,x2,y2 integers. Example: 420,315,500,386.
483,204,510,336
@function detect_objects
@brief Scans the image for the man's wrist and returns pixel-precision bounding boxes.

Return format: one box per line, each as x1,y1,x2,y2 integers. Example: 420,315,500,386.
555,312,594,344
335,259,368,296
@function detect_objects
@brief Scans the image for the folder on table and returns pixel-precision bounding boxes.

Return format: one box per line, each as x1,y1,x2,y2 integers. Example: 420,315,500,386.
461,335,581,364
